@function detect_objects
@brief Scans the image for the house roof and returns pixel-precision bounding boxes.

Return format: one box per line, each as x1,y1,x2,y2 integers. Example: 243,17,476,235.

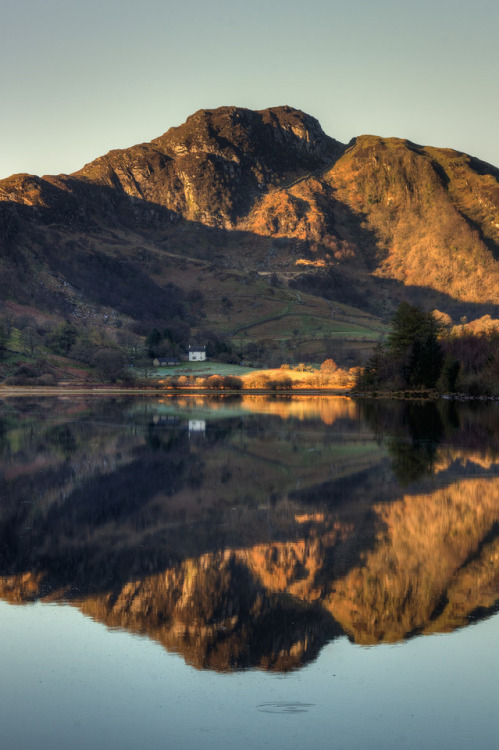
188,345,206,351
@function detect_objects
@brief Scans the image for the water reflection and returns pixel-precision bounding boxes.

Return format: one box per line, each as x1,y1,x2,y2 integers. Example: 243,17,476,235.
0,395,498,671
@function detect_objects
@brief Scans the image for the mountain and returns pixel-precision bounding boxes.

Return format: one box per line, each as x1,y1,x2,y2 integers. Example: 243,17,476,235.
1,105,499,365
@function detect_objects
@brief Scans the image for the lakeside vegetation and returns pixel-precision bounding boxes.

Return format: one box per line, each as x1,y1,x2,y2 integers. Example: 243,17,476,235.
356,302,499,397
1,302,499,397
0,310,363,390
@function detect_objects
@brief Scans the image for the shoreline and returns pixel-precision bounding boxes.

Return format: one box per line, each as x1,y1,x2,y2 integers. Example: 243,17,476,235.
0,386,352,397
0,385,496,400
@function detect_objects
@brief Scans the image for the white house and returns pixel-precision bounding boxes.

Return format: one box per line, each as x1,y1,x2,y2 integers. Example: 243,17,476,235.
188,345,206,362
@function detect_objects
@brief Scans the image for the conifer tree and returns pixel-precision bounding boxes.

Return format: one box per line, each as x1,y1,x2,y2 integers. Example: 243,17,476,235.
357,303,444,390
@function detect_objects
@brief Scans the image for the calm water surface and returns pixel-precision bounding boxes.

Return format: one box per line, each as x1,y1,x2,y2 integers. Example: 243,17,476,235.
0,395,498,749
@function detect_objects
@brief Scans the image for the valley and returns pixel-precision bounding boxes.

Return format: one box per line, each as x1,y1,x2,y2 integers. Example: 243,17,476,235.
1,106,498,383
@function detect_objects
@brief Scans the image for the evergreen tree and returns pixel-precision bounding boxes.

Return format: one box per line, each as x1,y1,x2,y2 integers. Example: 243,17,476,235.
387,302,428,357
146,327,162,357
146,328,162,348
356,342,387,389
359,303,444,390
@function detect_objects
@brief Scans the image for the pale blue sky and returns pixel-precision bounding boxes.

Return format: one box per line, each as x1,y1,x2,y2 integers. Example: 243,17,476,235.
1,0,498,179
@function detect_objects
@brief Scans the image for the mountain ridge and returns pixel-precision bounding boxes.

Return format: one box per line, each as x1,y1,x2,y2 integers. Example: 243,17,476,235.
1,105,499,368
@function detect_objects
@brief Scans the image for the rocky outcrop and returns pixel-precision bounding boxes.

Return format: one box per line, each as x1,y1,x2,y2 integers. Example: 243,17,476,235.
70,106,342,229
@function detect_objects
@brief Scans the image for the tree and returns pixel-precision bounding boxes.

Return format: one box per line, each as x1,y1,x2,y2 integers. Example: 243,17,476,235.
388,303,443,388
387,302,429,356
206,375,223,389
320,358,338,373
0,318,12,359
22,326,40,356
136,357,154,379
93,348,125,382
356,342,389,389
47,322,78,356
407,315,443,388
117,330,141,360
221,375,243,390
146,327,162,357
438,355,460,392
71,337,95,365
357,304,444,391
269,273,280,287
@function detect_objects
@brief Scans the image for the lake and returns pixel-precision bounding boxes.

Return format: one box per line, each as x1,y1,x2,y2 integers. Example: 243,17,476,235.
0,395,498,749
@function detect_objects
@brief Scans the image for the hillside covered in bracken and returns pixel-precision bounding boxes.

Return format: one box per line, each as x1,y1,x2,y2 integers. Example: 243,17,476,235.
1,105,499,380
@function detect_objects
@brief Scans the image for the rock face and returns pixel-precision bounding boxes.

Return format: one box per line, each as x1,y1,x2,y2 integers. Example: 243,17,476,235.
73,106,342,227
1,105,499,323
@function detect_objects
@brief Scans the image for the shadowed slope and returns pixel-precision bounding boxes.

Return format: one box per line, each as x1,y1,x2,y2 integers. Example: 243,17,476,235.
1,106,499,332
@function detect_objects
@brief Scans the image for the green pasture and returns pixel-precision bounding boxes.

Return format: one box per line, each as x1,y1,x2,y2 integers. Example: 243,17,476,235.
142,361,257,379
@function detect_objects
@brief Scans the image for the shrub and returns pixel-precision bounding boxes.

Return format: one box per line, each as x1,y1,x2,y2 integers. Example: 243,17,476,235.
36,373,56,386
245,374,270,389
205,375,223,390
4,376,27,385
269,376,292,390
14,363,39,378
220,375,243,390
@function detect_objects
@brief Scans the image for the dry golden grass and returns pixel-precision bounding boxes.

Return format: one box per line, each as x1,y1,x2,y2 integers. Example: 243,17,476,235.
241,366,357,389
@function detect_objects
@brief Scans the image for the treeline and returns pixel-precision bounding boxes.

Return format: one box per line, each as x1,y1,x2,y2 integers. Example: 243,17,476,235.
161,374,294,391
0,309,244,385
357,302,499,396
0,318,133,385
162,375,246,390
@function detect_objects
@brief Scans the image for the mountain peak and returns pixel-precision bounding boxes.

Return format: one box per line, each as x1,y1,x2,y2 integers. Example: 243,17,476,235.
70,105,343,228
153,104,341,164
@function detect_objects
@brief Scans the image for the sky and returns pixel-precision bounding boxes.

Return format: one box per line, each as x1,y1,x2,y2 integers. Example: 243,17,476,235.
0,0,498,180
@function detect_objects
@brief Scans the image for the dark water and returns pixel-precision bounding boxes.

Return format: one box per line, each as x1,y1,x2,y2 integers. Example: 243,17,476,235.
0,395,498,749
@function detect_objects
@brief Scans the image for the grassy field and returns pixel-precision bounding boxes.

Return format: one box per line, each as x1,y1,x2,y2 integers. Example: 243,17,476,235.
147,361,257,378
239,313,382,340
141,245,386,364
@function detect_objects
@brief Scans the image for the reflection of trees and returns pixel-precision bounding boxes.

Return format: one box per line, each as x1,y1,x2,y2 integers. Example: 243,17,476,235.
45,424,77,456
387,438,435,484
360,397,499,462
360,400,443,483
1,396,499,671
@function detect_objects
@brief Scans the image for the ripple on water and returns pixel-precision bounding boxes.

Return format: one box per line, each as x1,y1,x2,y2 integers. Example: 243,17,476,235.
256,702,315,714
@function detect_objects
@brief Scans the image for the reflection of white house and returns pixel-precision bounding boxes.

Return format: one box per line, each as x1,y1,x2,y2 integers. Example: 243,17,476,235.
188,345,206,362
189,419,206,433
153,414,179,425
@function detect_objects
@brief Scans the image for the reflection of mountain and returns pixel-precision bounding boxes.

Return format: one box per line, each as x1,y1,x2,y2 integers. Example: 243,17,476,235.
0,396,498,670
77,552,341,672
326,478,499,643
